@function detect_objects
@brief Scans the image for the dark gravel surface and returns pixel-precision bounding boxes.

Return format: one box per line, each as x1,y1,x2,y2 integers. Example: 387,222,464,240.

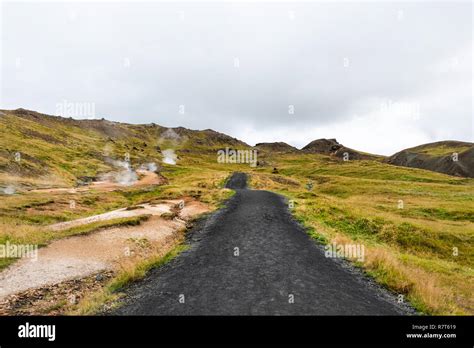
113,172,413,315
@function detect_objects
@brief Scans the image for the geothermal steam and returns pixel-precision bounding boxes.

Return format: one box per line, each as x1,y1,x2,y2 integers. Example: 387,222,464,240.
103,158,138,186
162,149,177,165
140,162,158,172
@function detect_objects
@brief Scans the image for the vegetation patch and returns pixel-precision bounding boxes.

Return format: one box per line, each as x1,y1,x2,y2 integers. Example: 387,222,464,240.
69,244,188,315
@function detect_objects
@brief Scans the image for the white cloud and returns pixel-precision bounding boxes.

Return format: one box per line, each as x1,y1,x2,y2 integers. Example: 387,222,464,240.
1,1,472,155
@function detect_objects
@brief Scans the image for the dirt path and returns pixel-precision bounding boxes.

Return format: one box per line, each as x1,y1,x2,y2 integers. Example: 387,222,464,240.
0,199,208,300
113,173,413,315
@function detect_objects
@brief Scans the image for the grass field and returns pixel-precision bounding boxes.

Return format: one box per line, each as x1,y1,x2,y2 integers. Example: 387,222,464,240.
0,110,472,315
248,152,473,315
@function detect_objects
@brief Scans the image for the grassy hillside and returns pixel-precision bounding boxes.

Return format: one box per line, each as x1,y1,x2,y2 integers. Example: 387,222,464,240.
250,150,473,314
406,141,472,157
0,109,473,315
386,140,474,178
0,109,253,273
0,109,249,189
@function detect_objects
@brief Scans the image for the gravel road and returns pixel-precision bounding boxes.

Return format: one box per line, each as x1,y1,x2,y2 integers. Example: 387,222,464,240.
113,172,412,315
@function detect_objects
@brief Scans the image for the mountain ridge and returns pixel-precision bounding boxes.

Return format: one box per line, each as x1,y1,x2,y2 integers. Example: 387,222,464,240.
1,108,472,182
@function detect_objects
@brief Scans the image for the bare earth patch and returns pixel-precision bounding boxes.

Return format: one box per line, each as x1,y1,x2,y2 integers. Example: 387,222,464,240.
0,271,115,315
29,170,166,193
0,198,209,310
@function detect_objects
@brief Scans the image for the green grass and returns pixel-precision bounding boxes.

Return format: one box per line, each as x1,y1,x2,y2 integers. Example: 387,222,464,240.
107,244,188,293
410,144,472,157
249,151,474,315
58,215,151,238
398,207,474,222
70,243,188,315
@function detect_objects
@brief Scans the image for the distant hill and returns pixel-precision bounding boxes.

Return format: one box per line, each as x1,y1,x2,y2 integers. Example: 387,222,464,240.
302,138,381,160
386,141,474,178
0,109,249,188
1,109,472,189
255,142,298,153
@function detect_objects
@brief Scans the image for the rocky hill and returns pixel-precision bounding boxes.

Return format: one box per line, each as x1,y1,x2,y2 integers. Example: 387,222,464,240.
386,141,474,178
254,142,298,153
301,138,381,160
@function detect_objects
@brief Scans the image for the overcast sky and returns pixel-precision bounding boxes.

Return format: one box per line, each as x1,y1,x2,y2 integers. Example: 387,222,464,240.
1,1,472,155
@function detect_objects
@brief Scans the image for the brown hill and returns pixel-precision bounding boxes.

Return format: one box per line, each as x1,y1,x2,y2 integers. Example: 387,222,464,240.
302,138,381,160
255,142,298,153
386,141,474,178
